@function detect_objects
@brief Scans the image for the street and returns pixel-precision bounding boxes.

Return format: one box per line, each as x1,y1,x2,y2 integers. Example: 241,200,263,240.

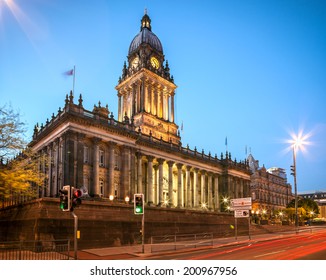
140,228,326,260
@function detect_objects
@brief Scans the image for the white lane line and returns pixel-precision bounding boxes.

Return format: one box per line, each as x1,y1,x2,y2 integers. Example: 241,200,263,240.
254,250,286,258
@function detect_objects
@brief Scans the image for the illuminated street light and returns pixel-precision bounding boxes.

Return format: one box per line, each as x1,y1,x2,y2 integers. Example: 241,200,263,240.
289,131,308,233
279,211,284,221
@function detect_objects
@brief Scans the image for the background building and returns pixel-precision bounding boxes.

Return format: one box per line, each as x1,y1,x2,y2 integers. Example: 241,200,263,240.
248,154,293,219
300,191,326,218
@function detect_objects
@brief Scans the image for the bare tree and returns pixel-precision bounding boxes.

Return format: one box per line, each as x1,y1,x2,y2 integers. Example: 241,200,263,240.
0,104,47,201
0,104,27,161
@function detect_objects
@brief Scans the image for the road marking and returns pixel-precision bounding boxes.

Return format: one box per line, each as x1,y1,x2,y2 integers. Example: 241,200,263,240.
254,250,286,258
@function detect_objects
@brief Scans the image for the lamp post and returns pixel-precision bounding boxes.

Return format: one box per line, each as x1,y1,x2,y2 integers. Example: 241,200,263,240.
291,145,298,233
289,132,308,233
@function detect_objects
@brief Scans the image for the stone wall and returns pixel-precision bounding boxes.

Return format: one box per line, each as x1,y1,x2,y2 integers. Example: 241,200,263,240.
0,198,249,250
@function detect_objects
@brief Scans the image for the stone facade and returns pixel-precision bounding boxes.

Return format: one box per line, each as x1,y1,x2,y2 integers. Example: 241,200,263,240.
248,154,293,216
0,198,248,249
29,13,251,212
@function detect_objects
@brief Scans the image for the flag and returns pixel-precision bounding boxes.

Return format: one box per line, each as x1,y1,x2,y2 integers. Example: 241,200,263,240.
63,66,76,94
181,121,183,132
63,69,74,76
225,137,228,146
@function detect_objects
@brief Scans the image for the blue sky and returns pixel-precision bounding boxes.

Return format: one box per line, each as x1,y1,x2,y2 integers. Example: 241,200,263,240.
0,0,325,193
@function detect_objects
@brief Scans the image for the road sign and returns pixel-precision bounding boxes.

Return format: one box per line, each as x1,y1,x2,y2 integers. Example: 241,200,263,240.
235,210,250,218
230,197,252,210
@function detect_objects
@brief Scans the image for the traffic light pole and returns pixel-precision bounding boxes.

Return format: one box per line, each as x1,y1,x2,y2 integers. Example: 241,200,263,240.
141,211,145,254
71,211,78,260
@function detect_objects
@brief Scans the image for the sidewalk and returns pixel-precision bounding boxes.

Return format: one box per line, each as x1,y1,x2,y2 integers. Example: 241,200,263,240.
75,230,303,260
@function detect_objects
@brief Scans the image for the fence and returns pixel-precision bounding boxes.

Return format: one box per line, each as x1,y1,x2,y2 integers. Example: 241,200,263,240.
150,233,213,253
0,239,70,260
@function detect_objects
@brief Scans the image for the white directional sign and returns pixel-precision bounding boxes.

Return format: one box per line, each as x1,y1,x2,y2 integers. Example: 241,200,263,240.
230,197,252,210
235,209,250,218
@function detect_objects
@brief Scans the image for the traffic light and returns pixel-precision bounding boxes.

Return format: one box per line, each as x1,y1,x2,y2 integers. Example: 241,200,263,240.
59,185,71,212
71,187,82,210
134,193,144,215
290,165,296,177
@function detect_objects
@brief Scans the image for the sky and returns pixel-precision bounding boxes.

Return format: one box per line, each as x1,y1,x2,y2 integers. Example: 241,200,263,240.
0,0,325,193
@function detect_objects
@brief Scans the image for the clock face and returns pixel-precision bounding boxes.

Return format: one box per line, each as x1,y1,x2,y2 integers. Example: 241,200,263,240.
150,56,159,69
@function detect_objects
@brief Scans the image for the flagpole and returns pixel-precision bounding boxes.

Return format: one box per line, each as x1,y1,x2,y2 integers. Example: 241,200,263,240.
225,136,228,153
73,65,76,95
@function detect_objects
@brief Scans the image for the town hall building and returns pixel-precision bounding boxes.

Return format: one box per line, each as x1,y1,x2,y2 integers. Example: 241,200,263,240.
29,12,251,212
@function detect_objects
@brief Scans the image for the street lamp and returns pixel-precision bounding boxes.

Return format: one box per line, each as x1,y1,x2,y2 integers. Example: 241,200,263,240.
289,132,308,233
291,144,298,232
279,211,283,222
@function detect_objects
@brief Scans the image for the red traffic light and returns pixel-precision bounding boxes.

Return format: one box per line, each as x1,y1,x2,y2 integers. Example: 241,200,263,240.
73,189,82,198
71,187,83,210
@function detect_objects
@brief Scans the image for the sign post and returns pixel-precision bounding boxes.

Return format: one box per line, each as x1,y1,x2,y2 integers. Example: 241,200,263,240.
230,198,252,240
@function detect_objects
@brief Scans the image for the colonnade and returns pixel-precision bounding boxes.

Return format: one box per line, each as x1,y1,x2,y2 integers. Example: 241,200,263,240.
117,78,175,123
41,133,249,212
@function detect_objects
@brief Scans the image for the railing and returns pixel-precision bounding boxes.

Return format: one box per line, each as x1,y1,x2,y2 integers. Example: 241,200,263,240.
150,233,213,253
0,239,70,260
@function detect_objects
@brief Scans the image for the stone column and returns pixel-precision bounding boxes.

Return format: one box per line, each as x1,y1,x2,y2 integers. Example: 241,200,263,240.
107,141,116,198
148,82,153,113
176,163,183,208
208,172,213,210
121,146,130,200
47,145,52,197
201,170,206,206
158,158,165,206
136,152,143,194
153,86,157,116
160,89,164,119
76,133,85,189
153,165,158,204
170,92,175,123
239,179,243,198
163,92,168,120
186,166,192,208
132,84,136,116
193,168,199,208
92,137,101,196
228,176,233,198
118,94,122,122
121,92,128,117
147,156,154,205
167,161,174,207
130,149,136,198
235,178,239,198
140,78,145,112
214,175,219,212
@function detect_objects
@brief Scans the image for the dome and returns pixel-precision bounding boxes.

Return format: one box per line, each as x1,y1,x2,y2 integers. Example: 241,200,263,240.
128,13,163,56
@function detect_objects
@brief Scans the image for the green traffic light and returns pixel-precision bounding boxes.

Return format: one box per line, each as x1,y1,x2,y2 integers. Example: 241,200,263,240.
134,194,144,214
135,206,143,214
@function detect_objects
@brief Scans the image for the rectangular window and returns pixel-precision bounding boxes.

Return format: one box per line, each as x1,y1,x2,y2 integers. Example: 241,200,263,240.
99,150,104,167
84,146,89,163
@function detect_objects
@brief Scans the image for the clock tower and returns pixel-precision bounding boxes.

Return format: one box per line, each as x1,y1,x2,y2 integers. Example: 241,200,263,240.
116,12,180,145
